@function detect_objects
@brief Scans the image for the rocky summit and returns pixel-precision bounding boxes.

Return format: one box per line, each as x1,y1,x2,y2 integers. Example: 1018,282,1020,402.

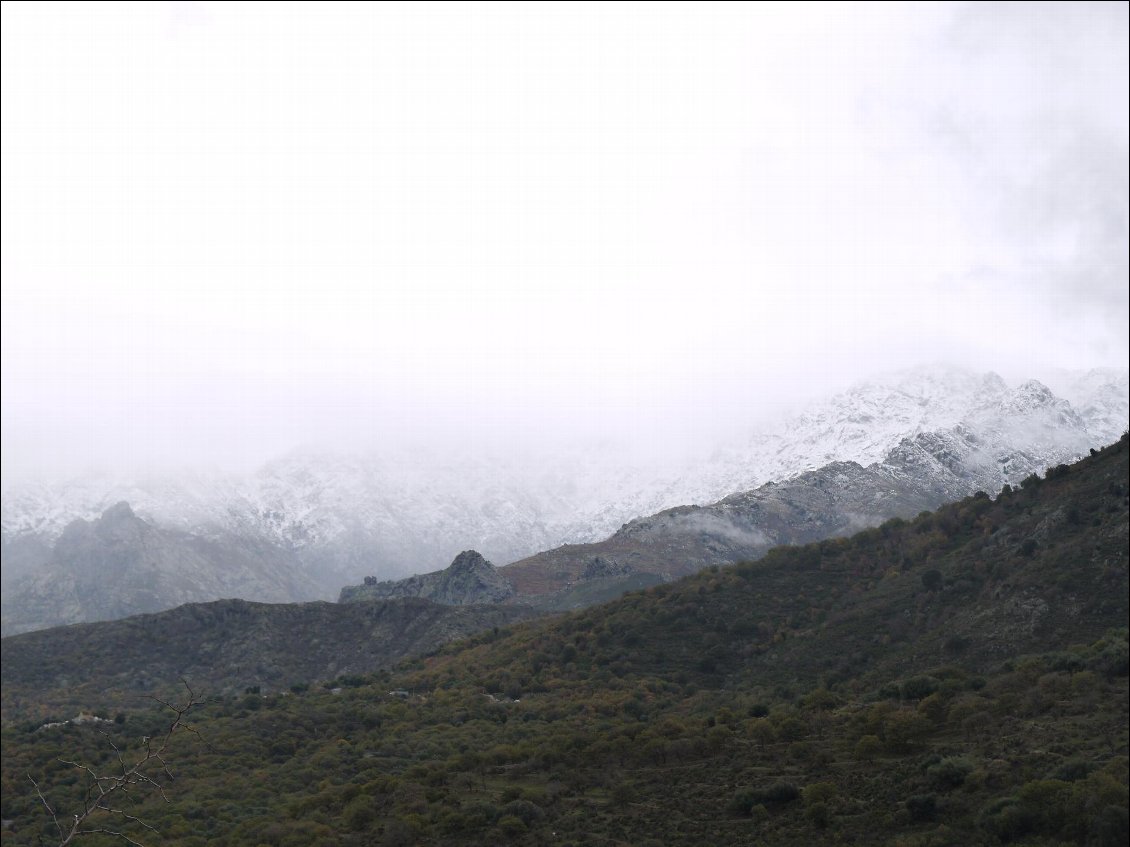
339,550,515,606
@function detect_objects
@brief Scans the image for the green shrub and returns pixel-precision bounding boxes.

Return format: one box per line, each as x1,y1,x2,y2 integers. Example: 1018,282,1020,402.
979,797,1036,841
928,756,974,790
729,782,801,814
342,797,377,832
884,710,933,752
496,814,527,836
921,569,943,591
502,798,545,825
1051,758,1095,782
728,789,758,816
854,734,882,761
802,781,838,805
901,676,940,701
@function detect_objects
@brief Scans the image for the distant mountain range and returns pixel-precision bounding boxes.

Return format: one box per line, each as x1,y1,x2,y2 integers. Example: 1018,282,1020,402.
2,364,1126,635
346,369,1128,609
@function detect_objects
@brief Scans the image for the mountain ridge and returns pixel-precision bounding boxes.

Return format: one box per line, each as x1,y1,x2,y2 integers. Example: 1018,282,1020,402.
346,389,1124,609
0,596,539,721
4,366,1122,558
3,365,1126,634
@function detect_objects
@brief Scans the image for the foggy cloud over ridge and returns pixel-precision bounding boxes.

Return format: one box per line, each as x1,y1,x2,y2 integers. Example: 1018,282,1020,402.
1,2,1127,481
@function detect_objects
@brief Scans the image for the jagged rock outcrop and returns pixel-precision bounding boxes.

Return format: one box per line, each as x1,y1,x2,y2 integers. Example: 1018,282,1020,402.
339,550,515,606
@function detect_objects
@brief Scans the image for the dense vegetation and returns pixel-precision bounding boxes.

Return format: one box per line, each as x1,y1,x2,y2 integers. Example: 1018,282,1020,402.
0,598,538,723
2,436,1127,846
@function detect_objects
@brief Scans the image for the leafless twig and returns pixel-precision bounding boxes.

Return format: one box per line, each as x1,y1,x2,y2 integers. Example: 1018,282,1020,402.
28,679,203,847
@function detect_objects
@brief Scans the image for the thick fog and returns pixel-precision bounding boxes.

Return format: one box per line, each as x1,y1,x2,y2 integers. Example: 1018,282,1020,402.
2,2,1127,482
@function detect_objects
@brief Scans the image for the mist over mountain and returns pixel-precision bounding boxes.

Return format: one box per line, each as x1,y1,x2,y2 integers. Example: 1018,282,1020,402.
355,370,1126,610
0,502,319,636
1,365,1125,635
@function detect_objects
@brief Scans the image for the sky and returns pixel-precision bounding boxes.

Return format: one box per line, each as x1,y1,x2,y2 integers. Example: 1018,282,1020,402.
2,1,1128,481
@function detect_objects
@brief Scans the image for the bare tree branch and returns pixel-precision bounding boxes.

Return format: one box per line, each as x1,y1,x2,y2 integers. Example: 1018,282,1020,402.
28,678,203,847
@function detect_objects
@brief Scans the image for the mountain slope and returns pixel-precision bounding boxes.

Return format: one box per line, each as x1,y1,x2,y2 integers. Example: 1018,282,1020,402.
2,436,1125,847
7,436,1126,719
0,597,538,721
348,379,1123,609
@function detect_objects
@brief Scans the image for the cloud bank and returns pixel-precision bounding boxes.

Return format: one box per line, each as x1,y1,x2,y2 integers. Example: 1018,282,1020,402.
2,2,1126,480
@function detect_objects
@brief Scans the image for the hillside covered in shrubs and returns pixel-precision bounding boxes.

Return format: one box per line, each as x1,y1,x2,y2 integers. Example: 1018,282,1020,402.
1,436,1127,846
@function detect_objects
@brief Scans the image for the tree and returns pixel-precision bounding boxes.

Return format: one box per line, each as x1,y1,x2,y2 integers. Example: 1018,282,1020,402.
854,734,882,761
883,709,933,752
29,680,203,847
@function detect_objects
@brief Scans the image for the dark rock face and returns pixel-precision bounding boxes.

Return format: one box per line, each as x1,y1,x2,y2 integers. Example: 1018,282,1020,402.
98,500,137,524
340,550,515,605
581,556,632,579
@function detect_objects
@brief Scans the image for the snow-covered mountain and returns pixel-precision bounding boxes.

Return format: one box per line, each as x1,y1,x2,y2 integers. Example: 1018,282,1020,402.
1,502,320,636
359,370,1129,610
677,367,1088,505
2,365,1126,619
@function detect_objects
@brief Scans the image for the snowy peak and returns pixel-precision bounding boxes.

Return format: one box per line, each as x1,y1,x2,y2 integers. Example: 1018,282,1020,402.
690,366,1066,505
998,380,1079,421
779,366,1011,457
57,501,146,551
1043,368,1130,441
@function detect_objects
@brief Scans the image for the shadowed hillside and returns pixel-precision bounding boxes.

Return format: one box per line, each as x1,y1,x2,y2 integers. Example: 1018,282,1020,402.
0,597,538,721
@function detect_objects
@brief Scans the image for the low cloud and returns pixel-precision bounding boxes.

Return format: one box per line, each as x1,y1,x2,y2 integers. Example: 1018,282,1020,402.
1,4,1125,482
